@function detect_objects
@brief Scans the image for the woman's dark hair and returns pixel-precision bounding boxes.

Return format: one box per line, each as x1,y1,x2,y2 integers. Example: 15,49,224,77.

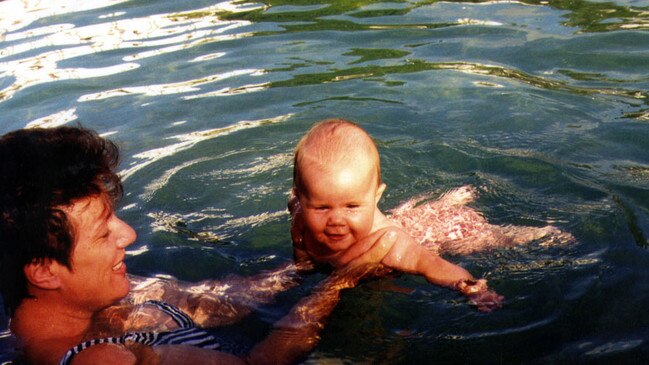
0,126,123,314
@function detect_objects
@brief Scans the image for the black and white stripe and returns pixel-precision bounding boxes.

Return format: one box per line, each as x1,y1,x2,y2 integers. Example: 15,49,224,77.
59,301,220,365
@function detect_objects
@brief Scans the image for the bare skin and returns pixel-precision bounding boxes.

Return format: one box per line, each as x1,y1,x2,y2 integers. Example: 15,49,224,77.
10,194,394,365
290,182,574,312
290,119,505,312
390,185,574,255
290,190,504,313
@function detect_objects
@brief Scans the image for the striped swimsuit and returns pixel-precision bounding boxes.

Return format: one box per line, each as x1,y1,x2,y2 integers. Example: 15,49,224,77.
59,300,220,365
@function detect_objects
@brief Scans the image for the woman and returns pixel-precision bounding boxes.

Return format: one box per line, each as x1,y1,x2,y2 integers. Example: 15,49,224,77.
0,126,391,364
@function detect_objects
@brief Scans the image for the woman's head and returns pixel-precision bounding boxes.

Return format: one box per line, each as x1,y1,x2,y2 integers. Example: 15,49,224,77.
0,126,123,313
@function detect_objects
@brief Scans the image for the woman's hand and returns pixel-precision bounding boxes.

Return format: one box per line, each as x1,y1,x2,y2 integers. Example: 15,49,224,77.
326,228,398,268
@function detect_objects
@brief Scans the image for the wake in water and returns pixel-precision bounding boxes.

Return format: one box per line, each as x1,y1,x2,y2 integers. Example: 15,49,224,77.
390,185,575,256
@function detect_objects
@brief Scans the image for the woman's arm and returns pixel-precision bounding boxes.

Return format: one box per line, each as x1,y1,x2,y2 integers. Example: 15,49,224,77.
245,261,388,365
126,262,311,328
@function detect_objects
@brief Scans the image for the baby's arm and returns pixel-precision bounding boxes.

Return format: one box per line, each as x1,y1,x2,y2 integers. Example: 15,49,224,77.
380,228,471,286
382,227,503,312
332,226,503,312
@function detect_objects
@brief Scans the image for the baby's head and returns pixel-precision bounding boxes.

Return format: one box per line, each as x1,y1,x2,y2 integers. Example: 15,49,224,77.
293,119,386,258
294,118,382,194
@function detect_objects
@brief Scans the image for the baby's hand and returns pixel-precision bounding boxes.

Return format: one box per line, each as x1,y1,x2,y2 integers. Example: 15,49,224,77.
468,289,504,313
455,279,504,313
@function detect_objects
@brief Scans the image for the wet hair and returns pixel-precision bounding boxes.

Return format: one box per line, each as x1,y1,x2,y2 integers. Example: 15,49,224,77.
0,126,123,314
293,118,381,192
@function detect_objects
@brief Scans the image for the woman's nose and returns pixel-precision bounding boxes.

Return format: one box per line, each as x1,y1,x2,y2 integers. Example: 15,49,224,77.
114,217,137,248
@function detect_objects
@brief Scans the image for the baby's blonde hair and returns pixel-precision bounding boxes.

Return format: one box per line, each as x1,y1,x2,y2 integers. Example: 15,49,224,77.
293,118,381,191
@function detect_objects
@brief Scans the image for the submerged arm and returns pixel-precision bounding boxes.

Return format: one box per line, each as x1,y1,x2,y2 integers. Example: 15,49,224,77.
126,261,313,328
108,264,387,365
246,230,397,365
245,262,385,365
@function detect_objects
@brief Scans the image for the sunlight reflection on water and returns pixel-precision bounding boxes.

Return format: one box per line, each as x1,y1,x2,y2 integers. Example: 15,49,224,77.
1,0,649,363
0,1,257,103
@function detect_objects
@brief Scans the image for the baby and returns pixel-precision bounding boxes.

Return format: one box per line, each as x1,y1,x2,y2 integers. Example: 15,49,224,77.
288,119,509,311
289,119,574,311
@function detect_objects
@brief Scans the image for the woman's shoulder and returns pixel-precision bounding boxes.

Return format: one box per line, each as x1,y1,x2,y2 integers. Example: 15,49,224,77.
93,301,182,335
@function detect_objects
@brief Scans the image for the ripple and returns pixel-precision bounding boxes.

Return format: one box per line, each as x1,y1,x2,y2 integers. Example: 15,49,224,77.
624,109,649,121
120,114,293,181
0,0,129,35
295,95,403,107
148,210,231,242
267,60,648,104
215,210,287,231
182,82,269,99
24,107,77,128
140,156,213,202
0,1,255,102
213,0,649,34
590,160,649,189
215,153,292,178
445,312,560,340
583,339,644,356
147,208,286,243
79,69,263,101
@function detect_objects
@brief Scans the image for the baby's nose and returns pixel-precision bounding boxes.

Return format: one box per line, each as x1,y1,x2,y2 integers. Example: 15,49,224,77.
327,210,345,225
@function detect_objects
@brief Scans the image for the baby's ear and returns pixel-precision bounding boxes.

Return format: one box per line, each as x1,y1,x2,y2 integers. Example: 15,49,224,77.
375,183,387,203
23,259,62,290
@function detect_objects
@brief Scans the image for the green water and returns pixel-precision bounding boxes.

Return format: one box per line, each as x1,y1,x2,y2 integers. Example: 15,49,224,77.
1,0,649,363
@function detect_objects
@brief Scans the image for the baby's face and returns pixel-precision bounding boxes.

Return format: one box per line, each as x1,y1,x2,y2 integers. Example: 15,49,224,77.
297,157,384,260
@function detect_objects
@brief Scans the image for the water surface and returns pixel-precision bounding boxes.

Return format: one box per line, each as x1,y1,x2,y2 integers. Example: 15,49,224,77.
1,0,649,363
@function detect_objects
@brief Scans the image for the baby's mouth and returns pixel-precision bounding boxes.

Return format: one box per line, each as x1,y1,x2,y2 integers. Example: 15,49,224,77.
112,261,124,271
325,232,348,242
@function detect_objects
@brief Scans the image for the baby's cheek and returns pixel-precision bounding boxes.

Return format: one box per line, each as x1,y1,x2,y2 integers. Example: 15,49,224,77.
351,217,374,238
302,215,323,231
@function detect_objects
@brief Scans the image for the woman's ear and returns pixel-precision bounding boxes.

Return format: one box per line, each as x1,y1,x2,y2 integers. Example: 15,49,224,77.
375,183,387,204
23,259,62,290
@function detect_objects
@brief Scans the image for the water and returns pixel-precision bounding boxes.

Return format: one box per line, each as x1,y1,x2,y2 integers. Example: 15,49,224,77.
1,0,648,363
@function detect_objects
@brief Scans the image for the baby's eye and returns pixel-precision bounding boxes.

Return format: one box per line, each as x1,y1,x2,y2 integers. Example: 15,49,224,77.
347,204,361,209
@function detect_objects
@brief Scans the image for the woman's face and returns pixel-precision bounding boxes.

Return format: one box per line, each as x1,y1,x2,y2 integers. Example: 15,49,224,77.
54,194,136,311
